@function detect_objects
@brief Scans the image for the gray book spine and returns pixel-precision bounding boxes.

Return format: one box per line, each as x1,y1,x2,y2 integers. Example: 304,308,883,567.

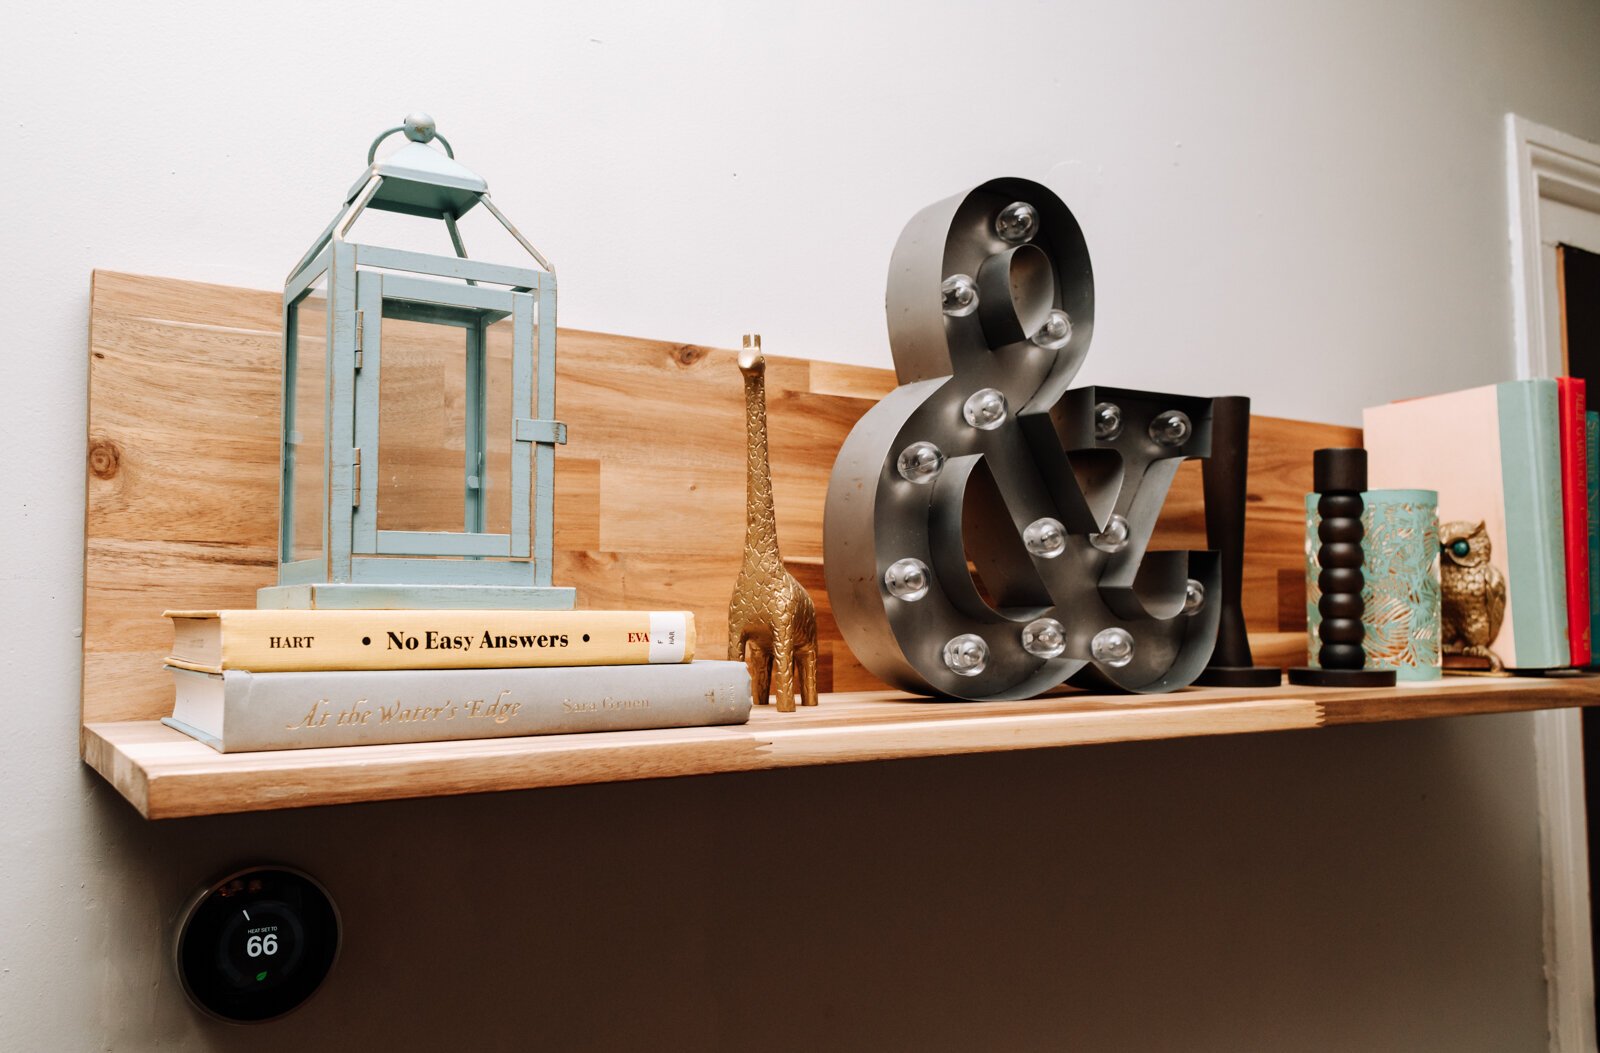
168,661,752,752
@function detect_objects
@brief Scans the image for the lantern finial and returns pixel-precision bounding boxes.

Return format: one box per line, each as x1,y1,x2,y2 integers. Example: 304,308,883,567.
402,112,436,144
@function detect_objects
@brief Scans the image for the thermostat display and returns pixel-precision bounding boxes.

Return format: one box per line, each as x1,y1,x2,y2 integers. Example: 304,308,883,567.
174,866,339,1023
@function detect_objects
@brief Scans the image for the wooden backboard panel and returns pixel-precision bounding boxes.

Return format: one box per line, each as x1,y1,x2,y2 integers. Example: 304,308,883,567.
82,271,1357,724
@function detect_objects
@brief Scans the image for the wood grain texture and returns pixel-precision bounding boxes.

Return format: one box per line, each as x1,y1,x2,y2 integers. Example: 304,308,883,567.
1246,631,1309,670
85,676,1600,819
83,270,1355,726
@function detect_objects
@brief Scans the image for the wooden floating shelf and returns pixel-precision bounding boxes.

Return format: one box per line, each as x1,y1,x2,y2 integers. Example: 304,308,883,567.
79,273,1600,820
85,676,1600,819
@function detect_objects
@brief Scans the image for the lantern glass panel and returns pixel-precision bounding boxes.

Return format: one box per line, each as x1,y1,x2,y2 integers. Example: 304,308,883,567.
483,313,515,537
376,312,469,534
285,273,328,563
374,306,522,540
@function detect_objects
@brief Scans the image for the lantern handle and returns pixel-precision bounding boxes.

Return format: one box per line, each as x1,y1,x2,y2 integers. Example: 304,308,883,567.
480,194,555,275
366,112,455,165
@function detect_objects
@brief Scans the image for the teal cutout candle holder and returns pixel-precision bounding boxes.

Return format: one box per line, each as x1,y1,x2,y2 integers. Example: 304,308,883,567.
1306,489,1442,681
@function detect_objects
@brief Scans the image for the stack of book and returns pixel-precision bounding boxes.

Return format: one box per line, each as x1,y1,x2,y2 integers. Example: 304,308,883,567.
1364,377,1595,671
161,609,752,752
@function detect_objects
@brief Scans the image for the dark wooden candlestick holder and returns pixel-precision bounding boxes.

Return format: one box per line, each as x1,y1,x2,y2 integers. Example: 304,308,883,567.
1196,396,1282,687
1288,448,1397,688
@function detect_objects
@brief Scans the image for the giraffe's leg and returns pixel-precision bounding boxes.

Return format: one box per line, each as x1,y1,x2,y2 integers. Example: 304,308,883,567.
744,637,773,706
771,640,797,714
798,645,819,707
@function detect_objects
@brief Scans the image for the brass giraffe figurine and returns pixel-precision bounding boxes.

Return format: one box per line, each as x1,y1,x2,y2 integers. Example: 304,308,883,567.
728,334,819,712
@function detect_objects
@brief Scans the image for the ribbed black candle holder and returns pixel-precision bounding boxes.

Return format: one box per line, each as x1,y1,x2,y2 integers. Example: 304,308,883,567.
1196,396,1282,688
1288,448,1396,688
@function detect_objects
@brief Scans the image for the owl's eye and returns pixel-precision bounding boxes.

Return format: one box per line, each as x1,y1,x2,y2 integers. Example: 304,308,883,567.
1450,539,1471,558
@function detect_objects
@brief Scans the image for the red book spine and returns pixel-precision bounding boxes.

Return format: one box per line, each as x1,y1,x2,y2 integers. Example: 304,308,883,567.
1559,377,1591,665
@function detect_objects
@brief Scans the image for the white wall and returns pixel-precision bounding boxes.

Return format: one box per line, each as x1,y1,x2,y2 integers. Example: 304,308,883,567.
3,1,1598,1049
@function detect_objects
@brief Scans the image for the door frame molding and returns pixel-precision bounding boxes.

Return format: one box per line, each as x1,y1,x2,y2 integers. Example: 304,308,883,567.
1508,112,1600,1053
1509,115,1600,378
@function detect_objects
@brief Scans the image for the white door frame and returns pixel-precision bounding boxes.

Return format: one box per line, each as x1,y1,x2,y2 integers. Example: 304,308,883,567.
1508,112,1600,1053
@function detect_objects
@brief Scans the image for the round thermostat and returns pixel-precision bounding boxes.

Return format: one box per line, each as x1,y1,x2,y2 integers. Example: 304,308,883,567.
173,865,340,1023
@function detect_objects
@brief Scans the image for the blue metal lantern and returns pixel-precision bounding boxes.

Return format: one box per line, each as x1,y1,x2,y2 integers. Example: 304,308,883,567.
259,113,574,610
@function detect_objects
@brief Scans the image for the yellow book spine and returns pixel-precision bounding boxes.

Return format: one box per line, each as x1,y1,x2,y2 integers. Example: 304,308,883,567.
167,610,695,672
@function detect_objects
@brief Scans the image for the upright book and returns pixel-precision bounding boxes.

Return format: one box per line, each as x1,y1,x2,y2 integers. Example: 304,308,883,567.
1558,377,1591,665
163,660,752,752
1588,410,1599,667
166,609,694,672
1364,379,1569,669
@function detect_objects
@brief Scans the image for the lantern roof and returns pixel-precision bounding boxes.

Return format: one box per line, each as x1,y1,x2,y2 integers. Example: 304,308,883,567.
287,112,554,286
344,113,488,219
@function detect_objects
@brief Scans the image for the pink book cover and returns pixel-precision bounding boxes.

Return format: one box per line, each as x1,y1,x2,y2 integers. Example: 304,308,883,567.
1558,377,1590,665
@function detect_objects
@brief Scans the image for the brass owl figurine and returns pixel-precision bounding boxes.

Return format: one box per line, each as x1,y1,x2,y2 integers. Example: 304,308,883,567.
1440,519,1507,671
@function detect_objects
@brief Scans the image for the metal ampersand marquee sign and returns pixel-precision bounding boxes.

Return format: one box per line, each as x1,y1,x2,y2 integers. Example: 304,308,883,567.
823,177,1221,701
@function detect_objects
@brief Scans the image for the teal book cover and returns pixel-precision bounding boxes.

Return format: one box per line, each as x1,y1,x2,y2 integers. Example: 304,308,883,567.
1497,380,1569,668
1589,410,1599,667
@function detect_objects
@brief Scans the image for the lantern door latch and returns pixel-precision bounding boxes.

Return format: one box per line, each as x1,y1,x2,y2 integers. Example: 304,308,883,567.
514,418,567,445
